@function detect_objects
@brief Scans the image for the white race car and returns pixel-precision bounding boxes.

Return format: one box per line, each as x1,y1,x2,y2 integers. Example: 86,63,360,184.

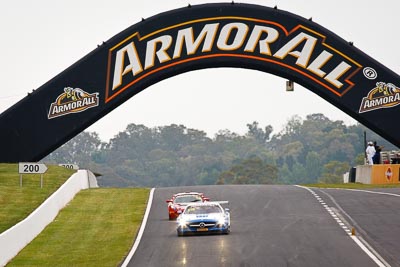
176,201,230,236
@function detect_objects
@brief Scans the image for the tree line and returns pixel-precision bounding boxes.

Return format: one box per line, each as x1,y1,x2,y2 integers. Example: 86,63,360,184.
44,113,398,187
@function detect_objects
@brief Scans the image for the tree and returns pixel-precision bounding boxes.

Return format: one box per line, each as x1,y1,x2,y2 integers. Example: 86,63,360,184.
44,131,104,166
246,121,273,144
305,151,321,183
319,161,350,184
217,156,278,185
291,163,307,184
45,113,399,187
216,171,235,185
283,115,302,136
158,124,187,151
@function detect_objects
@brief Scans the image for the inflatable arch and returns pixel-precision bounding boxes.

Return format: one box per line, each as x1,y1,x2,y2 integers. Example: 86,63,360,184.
1,3,399,162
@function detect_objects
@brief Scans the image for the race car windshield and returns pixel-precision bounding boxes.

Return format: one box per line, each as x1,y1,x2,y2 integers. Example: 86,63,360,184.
174,195,202,203
185,205,222,214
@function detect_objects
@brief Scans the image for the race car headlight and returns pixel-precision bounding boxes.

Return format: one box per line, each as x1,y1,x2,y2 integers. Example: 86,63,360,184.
179,218,187,227
217,217,226,225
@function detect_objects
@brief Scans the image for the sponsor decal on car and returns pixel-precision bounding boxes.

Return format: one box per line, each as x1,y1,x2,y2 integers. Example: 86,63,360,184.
48,87,99,119
359,82,400,113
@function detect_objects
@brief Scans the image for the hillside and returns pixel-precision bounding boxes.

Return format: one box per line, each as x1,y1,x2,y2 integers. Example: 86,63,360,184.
0,164,74,233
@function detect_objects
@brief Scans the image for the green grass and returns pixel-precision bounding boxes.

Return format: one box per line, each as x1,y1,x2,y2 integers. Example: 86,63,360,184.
7,188,150,267
303,183,400,189
0,164,75,233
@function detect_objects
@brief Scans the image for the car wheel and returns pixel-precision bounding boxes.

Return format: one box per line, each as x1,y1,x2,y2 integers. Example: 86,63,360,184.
177,230,184,237
224,226,231,234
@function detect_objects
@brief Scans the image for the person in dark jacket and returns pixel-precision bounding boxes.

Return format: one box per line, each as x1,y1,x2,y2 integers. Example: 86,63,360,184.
372,141,383,164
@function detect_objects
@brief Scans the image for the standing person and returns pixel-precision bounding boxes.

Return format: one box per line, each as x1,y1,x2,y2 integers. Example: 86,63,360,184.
366,141,376,165
372,141,383,164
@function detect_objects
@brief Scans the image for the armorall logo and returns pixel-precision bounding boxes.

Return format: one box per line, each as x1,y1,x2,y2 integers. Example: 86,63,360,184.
105,17,362,103
48,87,99,119
359,82,400,113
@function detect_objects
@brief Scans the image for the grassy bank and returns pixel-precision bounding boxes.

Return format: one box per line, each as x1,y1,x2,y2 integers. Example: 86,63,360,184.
0,164,75,233
7,188,150,266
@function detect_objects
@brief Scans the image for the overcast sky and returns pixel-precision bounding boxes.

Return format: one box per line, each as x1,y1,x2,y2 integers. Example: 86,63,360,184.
1,0,399,141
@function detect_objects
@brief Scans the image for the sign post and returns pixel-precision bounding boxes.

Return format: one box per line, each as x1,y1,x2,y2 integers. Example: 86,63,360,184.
18,162,48,188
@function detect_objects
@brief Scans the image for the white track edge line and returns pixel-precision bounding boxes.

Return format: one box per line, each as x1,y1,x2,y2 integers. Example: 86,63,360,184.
121,187,155,267
295,185,388,267
351,236,386,267
345,189,400,197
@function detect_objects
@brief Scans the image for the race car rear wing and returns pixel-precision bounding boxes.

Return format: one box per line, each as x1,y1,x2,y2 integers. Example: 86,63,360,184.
211,201,229,205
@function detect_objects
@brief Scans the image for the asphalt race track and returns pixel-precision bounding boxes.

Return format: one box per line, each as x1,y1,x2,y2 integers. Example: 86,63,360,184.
313,187,400,267
125,185,390,267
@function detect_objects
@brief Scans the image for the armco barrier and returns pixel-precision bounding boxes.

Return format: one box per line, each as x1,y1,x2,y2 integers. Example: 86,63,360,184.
0,170,98,266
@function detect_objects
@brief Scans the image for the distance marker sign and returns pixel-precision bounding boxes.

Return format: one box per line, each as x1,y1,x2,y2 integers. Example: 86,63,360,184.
58,163,79,170
18,162,48,174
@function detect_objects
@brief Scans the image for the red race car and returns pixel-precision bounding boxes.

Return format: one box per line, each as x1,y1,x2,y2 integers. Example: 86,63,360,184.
166,192,210,220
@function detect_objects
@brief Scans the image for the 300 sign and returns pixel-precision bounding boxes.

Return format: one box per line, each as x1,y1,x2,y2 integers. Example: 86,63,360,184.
58,164,79,170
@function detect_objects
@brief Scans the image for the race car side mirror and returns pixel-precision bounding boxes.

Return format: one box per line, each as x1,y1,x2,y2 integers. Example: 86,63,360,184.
204,197,210,201
166,200,172,203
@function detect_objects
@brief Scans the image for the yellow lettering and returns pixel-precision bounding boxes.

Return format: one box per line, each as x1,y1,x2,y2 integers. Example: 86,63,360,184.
173,23,219,59
324,62,352,88
244,25,279,55
145,35,173,70
112,42,143,91
217,22,249,51
273,32,317,68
